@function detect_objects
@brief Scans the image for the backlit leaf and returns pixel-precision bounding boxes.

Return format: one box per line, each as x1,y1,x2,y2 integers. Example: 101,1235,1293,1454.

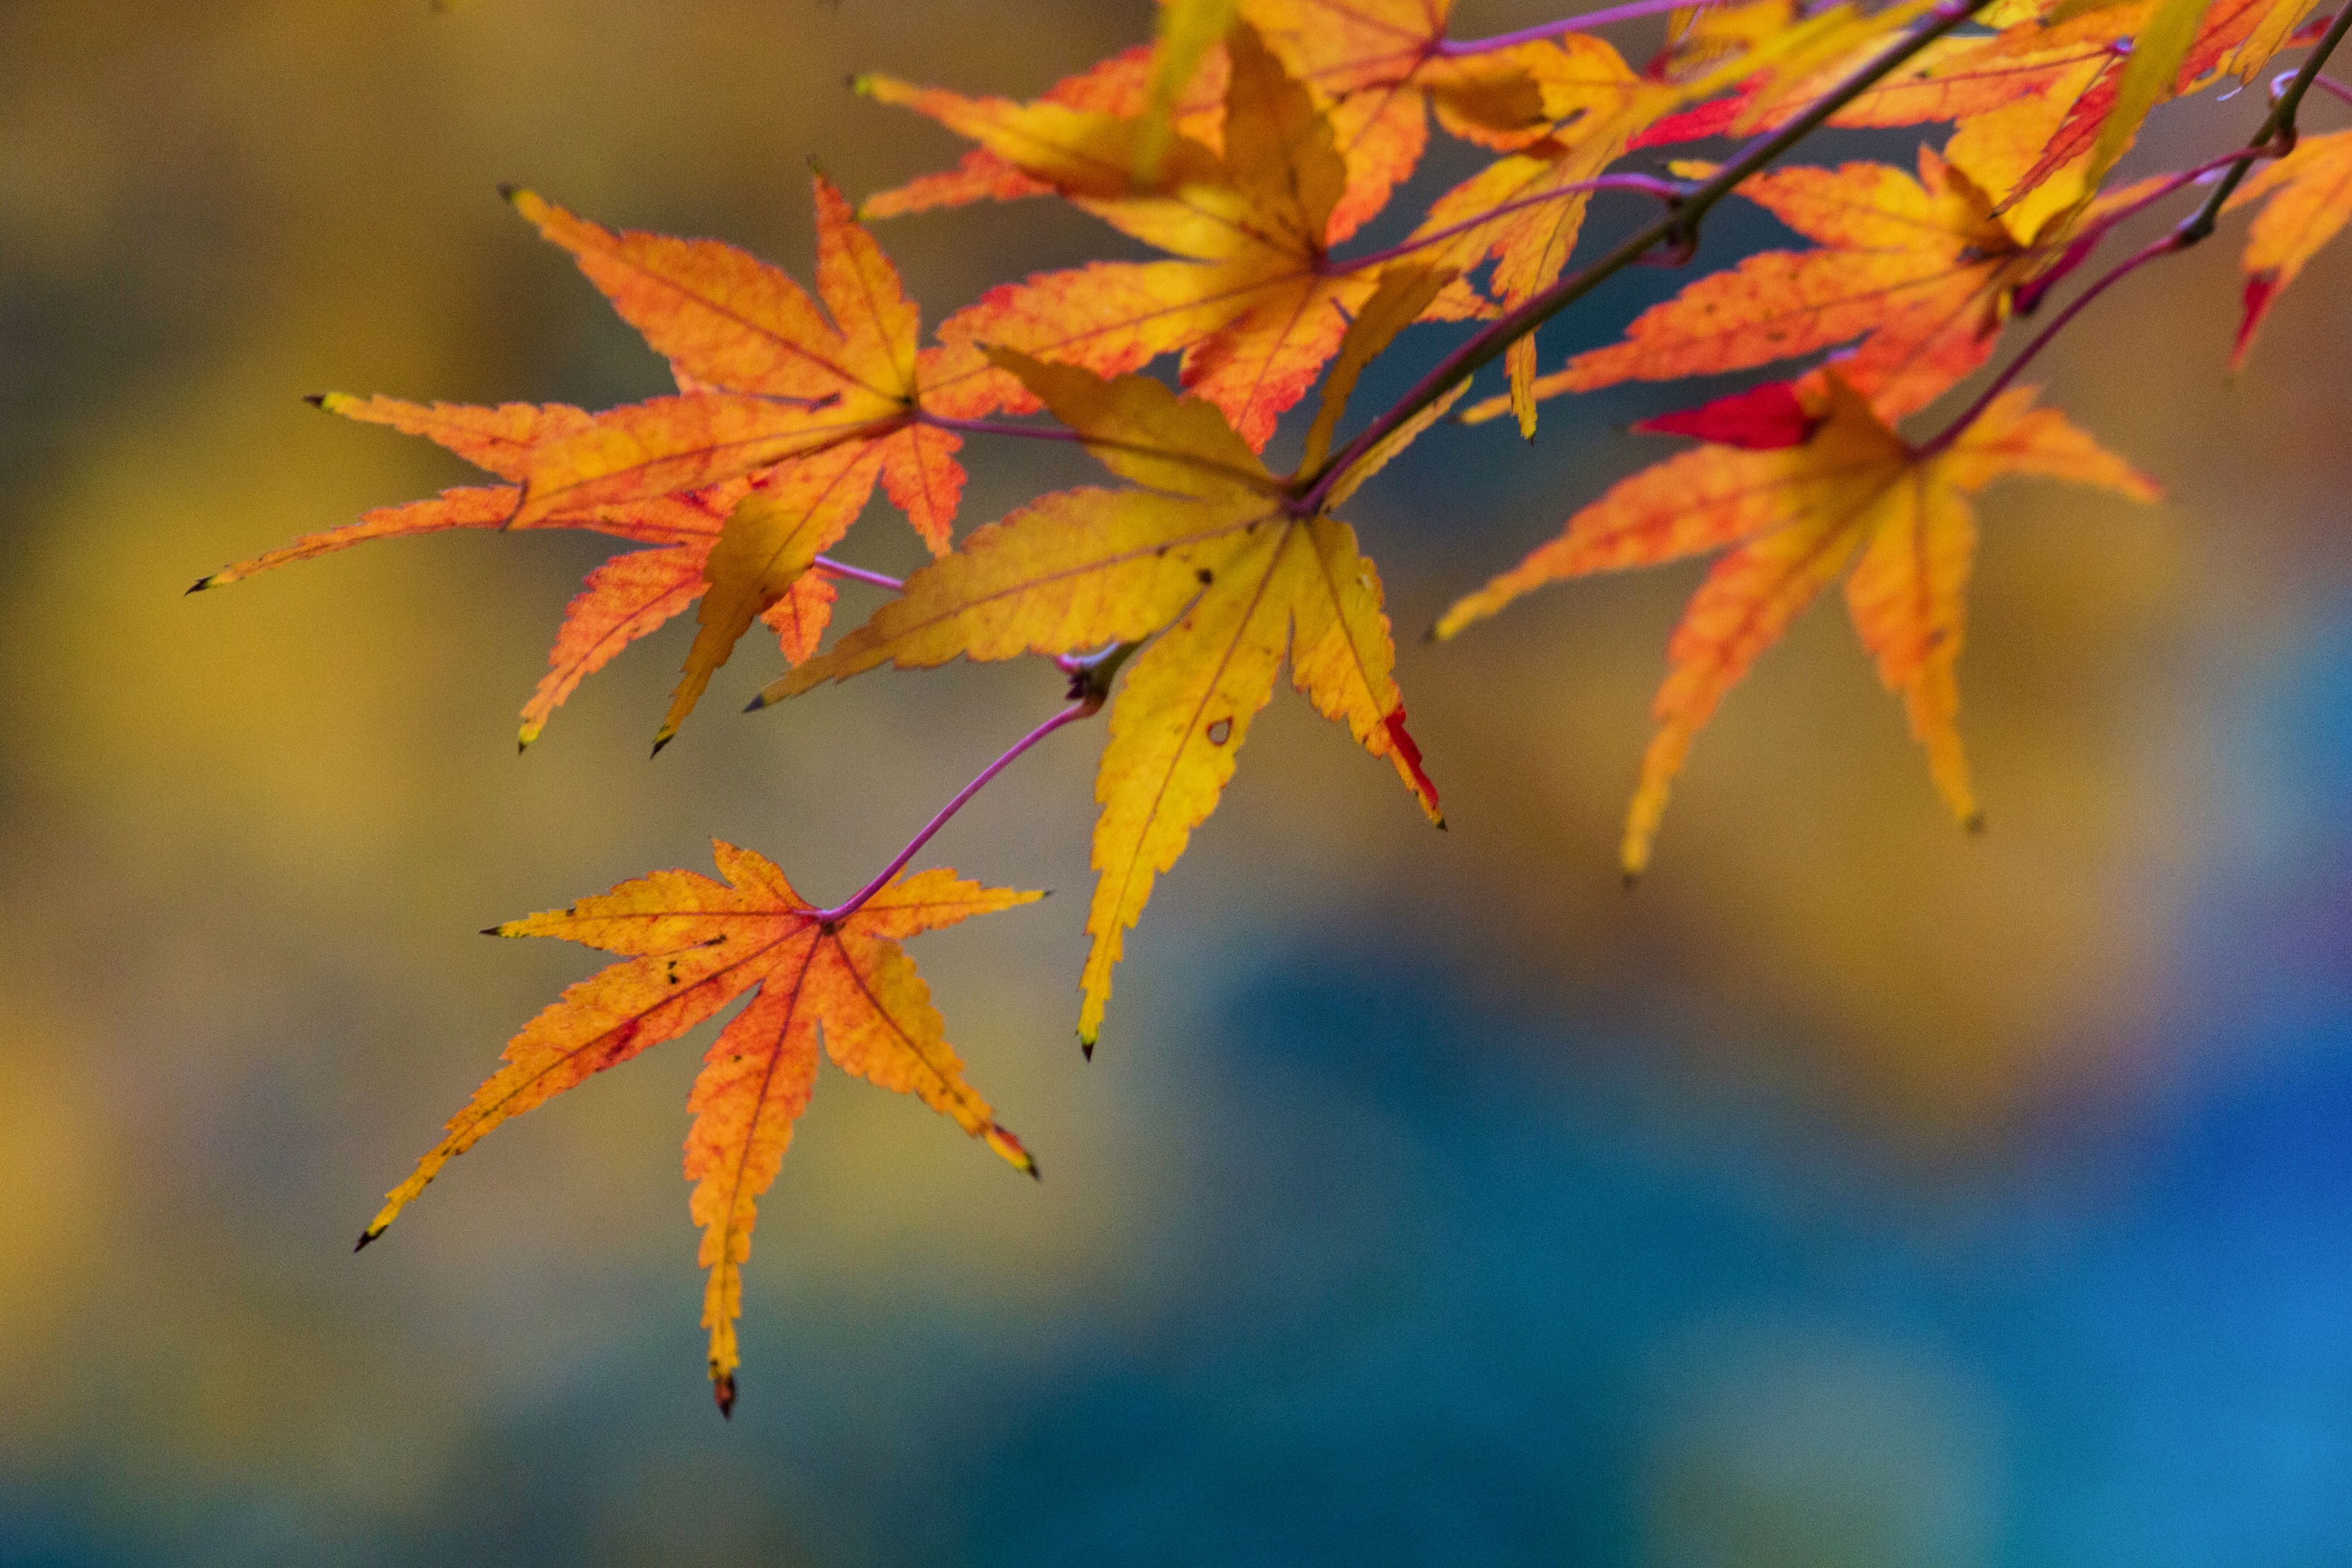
359,844,1040,1413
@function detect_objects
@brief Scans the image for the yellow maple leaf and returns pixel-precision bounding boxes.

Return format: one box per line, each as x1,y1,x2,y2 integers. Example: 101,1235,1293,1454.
759,345,1443,1049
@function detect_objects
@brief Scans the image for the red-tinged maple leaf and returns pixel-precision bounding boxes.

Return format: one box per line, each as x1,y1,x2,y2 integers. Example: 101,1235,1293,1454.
204,175,979,748
1400,0,1937,433
2222,126,2352,369
1953,0,2292,205
1463,142,2156,430
355,842,1040,1416
1642,0,2308,210
865,22,1455,449
1631,23,2117,150
1436,373,2159,876
759,334,1444,1050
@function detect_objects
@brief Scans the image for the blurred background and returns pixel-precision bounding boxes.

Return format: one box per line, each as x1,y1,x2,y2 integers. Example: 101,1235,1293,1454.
4,0,2351,1562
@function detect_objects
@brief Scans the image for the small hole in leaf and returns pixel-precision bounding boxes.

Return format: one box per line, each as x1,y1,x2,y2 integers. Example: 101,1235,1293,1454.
1206,719,1233,745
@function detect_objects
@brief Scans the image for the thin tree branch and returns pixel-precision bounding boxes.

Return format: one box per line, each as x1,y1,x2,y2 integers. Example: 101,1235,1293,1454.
1298,0,1994,513
1913,234,2176,459
919,412,1090,446
809,643,1138,926
1328,174,1691,276
812,556,904,592
1437,0,1722,54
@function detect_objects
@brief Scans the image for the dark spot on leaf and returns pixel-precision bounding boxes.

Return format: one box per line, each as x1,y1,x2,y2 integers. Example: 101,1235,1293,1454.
1196,567,1214,584
820,919,839,936
1207,718,1233,745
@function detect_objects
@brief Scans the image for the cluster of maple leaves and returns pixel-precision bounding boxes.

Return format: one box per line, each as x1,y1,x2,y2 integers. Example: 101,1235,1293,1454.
199,0,2352,1413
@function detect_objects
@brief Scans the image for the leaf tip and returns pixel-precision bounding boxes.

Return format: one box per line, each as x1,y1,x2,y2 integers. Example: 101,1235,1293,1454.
186,574,216,595
1078,1031,1096,1063
354,1226,382,1252
848,73,876,97
1434,816,1448,832
742,693,769,714
497,182,524,205
650,730,675,758
988,1124,1041,1180
302,393,329,409
713,1373,736,1418
1620,868,1641,891
1964,810,1987,836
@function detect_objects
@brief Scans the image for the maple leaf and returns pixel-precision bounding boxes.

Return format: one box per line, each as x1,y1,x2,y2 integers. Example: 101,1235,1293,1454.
2222,126,2352,369
1437,373,2159,877
861,1,1551,244
1642,0,2314,213
1241,0,1559,234
356,842,1040,1415
490,175,973,535
859,44,1230,220
1630,23,2112,154
1960,0,2298,204
1402,0,1937,433
864,21,1429,449
200,175,971,748
758,343,1442,1050
1463,142,2147,428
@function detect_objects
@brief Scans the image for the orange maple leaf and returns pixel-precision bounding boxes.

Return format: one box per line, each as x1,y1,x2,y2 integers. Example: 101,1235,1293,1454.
1437,373,2159,876
355,842,1040,1415
2222,126,2352,369
1242,0,1559,234
198,174,969,747
1465,142,2155,428
862,1,1551,243
1402,0,1937,433
865,21,1448,449
1639,0,2316,211
861,44,1230,221
1631,20,2114,149
760,328,1445,1049
1948,0,2300,205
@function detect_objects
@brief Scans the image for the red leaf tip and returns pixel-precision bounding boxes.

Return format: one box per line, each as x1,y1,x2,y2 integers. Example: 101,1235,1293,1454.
2231,272,2281,373
713,1373,736,1418
1382,706,1442,817
1634,380,1818,450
